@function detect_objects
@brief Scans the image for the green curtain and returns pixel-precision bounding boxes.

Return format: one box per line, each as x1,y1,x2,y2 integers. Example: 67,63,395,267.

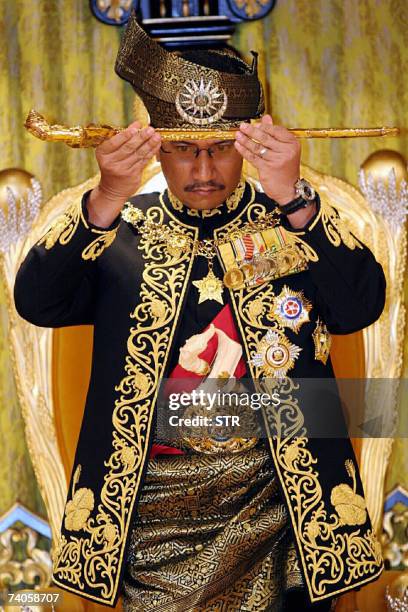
232,0,408,187
0,0,133,202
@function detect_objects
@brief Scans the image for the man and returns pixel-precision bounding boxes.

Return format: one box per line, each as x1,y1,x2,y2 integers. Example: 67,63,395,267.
14,14,385,611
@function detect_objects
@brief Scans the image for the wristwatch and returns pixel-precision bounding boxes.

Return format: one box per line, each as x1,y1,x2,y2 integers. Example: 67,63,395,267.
294,178,315,201
278,178,316,215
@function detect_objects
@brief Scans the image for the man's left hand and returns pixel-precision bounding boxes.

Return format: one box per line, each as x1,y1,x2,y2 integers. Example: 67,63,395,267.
234,114,301,205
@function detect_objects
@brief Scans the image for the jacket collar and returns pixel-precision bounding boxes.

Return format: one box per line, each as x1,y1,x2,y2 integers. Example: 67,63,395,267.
160,180,256,236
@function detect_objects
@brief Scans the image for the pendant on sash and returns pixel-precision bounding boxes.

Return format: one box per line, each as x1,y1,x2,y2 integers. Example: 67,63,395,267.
251,329,302,378
312,318,332,364
272,285,312,333
193,259,224,304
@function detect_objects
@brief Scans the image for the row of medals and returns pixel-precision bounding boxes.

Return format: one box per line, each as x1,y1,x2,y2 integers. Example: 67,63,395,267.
223,245,301,290
186,246,302,453
196,244,302,304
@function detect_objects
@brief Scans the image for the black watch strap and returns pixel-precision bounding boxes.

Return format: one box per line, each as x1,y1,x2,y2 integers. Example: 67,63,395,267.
278,195,313,215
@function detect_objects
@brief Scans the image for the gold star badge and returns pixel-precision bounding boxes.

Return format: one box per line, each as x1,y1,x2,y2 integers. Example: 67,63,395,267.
193,269,224,304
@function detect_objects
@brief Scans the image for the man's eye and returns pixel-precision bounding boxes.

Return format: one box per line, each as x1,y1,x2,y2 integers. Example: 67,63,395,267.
216,142,234,152
175,145,192,153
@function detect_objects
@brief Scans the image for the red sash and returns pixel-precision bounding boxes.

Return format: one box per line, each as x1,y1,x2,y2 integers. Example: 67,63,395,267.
149,303,246,458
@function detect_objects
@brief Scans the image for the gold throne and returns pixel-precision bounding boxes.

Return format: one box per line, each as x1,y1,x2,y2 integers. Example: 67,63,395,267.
1,152,407,611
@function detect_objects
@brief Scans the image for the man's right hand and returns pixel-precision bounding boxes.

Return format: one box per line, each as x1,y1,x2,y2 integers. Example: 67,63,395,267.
87,121,161,228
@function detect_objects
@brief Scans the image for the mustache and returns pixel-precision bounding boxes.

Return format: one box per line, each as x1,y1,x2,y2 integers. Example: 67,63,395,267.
184,181,225,192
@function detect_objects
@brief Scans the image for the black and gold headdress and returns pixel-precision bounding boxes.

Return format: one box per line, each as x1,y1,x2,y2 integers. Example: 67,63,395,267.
23,12,401,146
114,13,264,135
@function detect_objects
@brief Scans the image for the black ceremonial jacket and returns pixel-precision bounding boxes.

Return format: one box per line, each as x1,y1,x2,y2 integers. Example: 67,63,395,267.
14,181,385,607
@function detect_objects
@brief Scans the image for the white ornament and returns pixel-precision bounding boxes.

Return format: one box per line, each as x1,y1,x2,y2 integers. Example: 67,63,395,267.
0,178,42,252
359,167,408,230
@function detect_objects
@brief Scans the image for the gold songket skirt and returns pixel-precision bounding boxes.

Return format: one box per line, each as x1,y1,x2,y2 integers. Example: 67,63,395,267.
122,441,303,611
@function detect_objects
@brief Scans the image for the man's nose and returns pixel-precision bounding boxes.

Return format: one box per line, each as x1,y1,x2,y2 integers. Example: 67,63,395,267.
192,150,216,181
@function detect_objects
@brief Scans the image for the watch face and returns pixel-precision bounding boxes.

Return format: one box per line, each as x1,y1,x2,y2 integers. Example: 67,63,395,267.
296,179,315,200
304,184,314,199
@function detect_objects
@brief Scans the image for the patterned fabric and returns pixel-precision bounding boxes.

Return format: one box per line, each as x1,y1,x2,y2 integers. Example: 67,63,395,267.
115,15,263,130
122,442,303,611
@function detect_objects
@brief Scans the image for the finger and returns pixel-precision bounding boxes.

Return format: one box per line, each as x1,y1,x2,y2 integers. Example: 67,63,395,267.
109,127,158,162
262,123,298,144
261,114,274,126
99,121,142,154
122,135,161,169
258,125,299,151
234,139,263,168
128,120,143,130
270,126,298,144
235,139,290,166
239,122,282,152
128,140,162,173
236,128,280,157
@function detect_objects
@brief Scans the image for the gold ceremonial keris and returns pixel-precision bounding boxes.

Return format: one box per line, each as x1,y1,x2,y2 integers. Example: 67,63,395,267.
24,110,121,148
157,126,401,140
24,110,400,148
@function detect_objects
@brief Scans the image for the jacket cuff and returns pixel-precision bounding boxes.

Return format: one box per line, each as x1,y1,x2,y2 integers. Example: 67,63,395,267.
81,190,122,232
279,193,364,264
279,194,321,234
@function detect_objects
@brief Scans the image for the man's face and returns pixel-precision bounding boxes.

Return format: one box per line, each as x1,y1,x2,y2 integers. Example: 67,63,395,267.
157,139,243,210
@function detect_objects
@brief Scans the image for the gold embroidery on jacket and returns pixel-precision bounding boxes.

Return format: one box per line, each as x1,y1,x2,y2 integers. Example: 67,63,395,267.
52,204,198,605
285,198,364,262
38,200,81,249
81,228,118,261
331,460,367,526
319,198,364,250
38,198,119,260
218,210,383,599
63,466,94,532
167,179,246,217
284,233,319,263
260,380,382,601
226,179,246,212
